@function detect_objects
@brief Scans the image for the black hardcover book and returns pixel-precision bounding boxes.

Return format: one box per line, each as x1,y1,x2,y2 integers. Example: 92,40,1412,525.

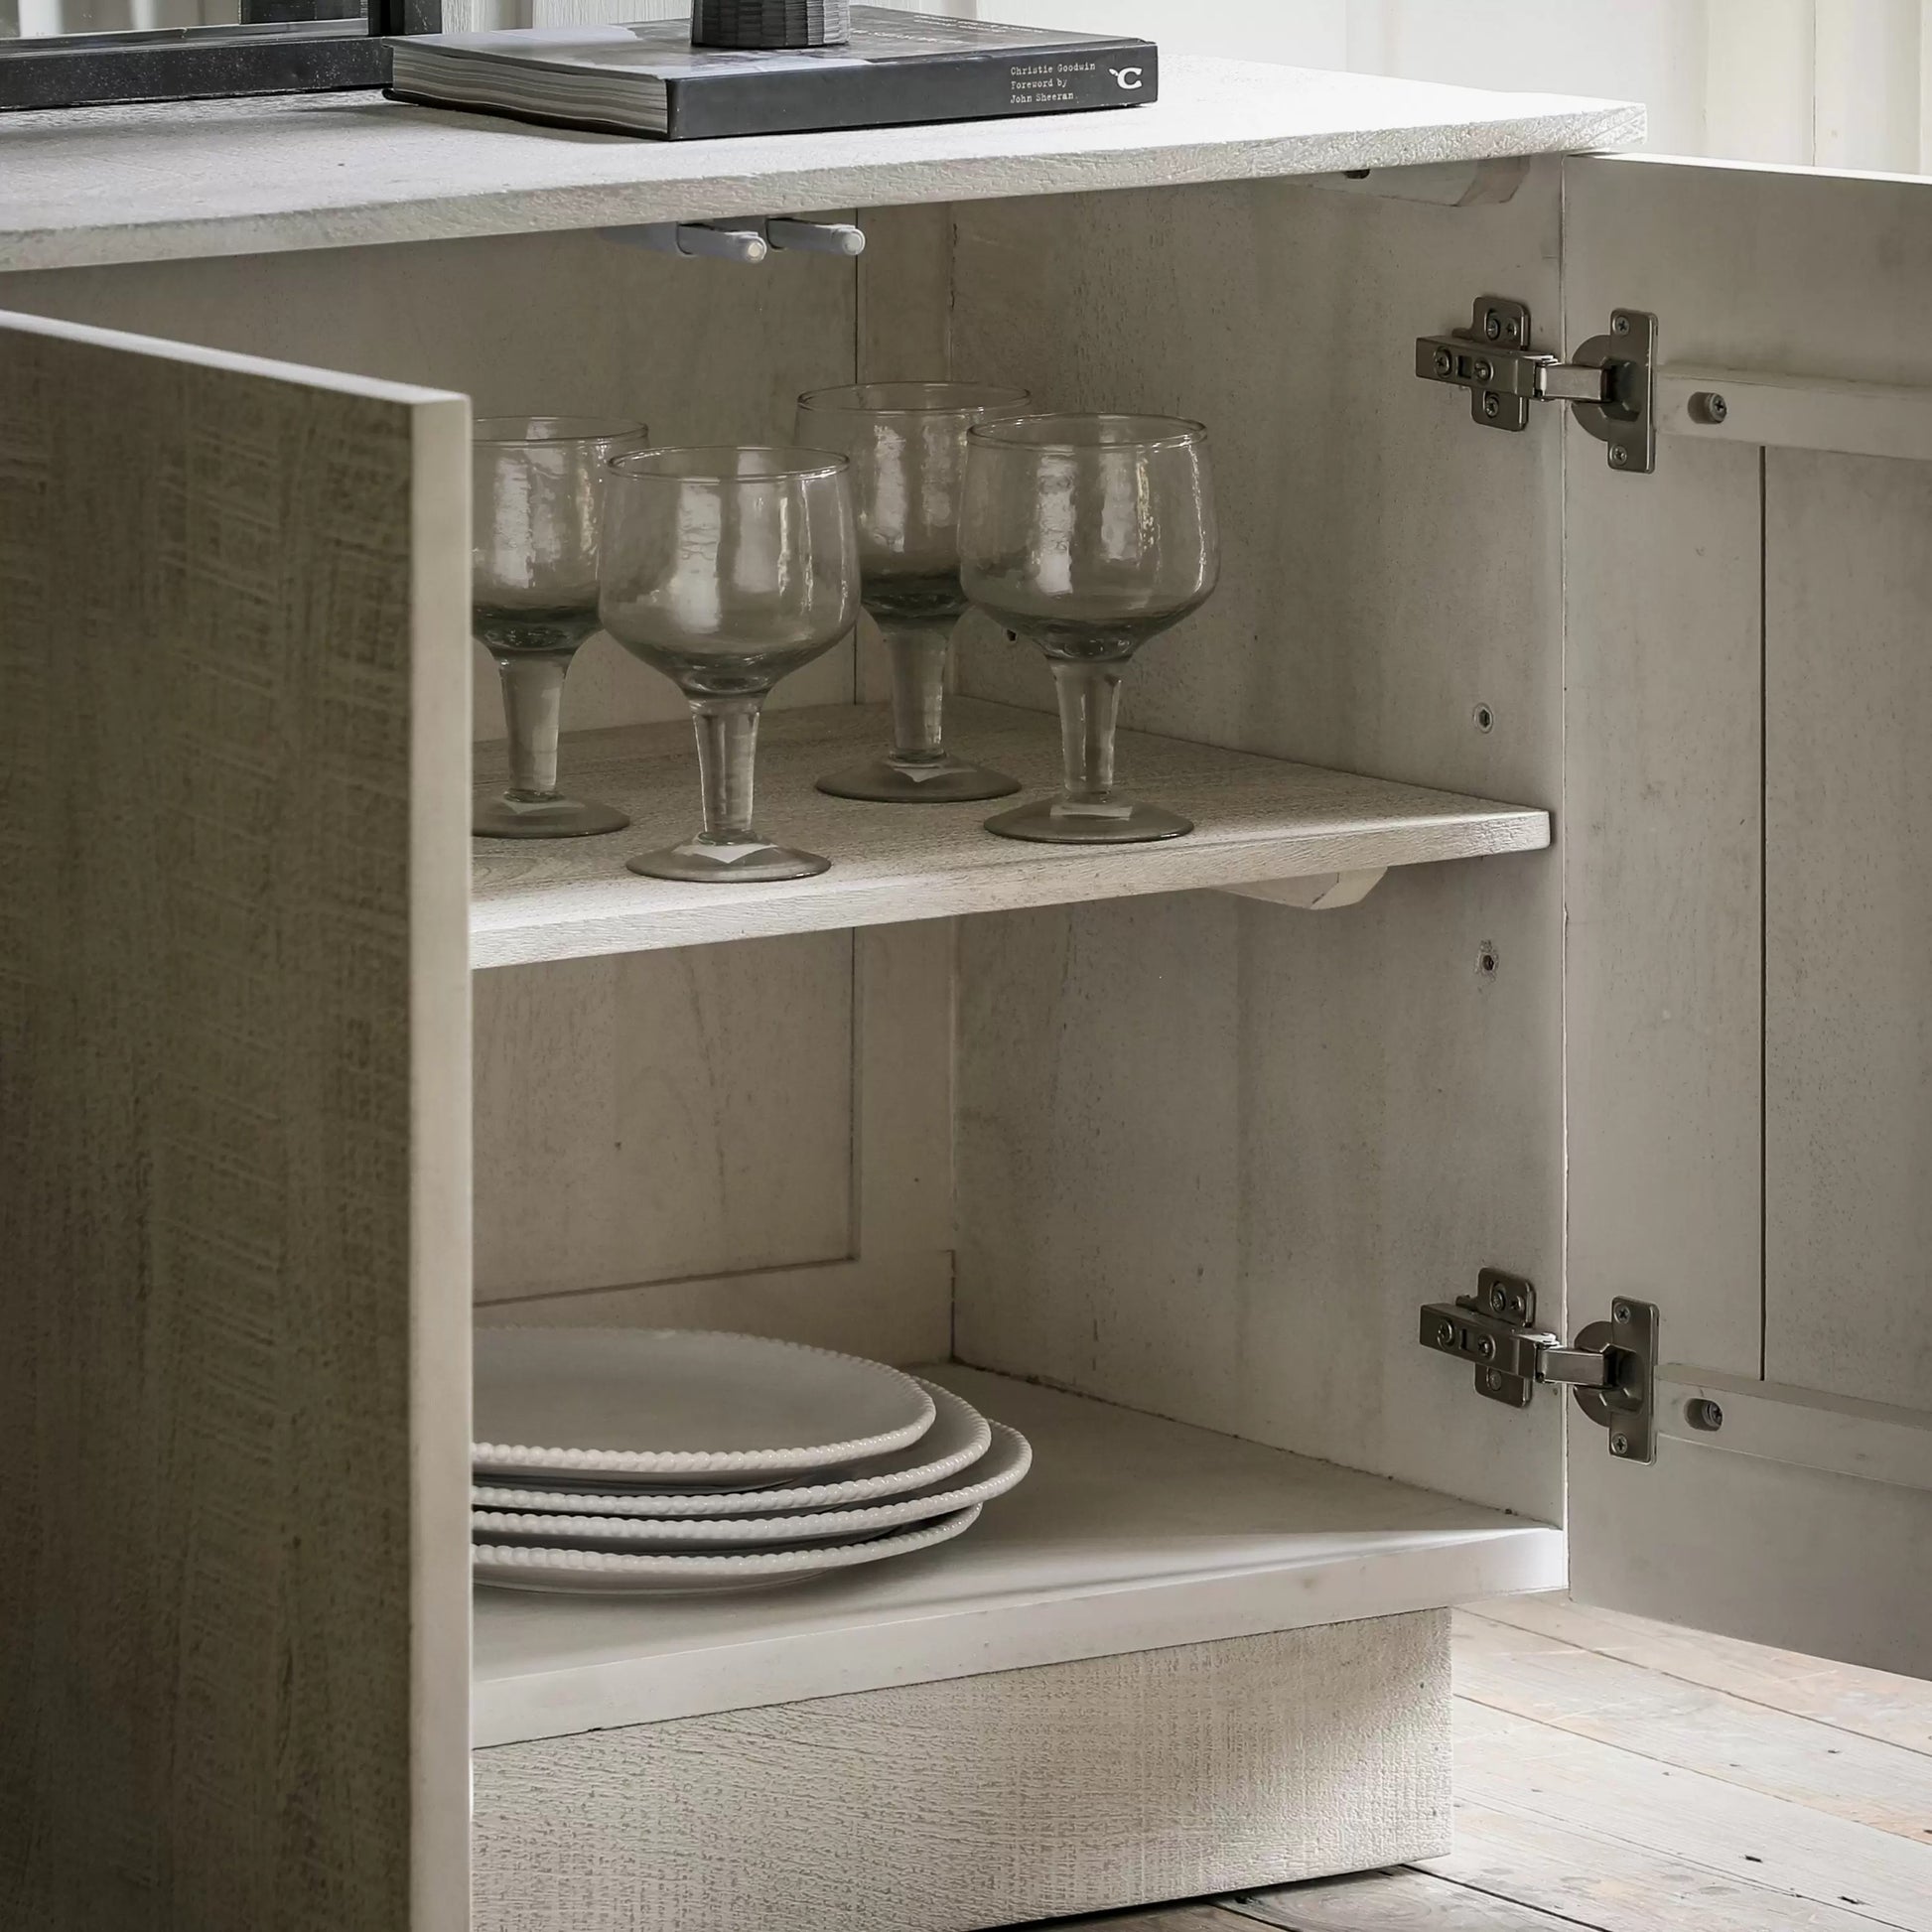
384,8,1159,141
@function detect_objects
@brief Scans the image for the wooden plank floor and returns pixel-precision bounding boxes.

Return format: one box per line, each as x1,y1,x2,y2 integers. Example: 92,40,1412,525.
1038,1594,1932,1932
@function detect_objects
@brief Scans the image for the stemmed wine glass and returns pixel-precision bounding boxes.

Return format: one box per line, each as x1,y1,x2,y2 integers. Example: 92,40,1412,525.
795,381,1030,803
473,416,646,839
960,414,1218,843
598,446,859,883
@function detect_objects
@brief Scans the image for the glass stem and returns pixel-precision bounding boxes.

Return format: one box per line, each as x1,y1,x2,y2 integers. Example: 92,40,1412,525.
689,695,763,844
1050,660,1125,806
881,618,953,766
495,650,573,799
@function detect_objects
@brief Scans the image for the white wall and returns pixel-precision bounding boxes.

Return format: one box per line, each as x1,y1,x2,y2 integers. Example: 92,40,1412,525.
990,0,1932,171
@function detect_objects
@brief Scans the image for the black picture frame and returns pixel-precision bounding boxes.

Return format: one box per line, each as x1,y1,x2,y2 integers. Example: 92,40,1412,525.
0,0,441,112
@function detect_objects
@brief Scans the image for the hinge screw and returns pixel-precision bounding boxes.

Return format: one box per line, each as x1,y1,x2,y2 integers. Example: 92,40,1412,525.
1609,445,1631,468
1610,1433,1630,1456
1433,347,1453,376
1612,314,1631,335
1484,313,1503,341
1485,1368,1505,1393
1475,1334,1496,1361
1472,358,1493,382
1612,1302,1633,1323
1435,1318,1456,1347
1482,394,1501,420
1487,1283,1509,1313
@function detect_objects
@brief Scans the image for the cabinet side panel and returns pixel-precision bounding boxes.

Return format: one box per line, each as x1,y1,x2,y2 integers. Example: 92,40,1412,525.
0,319,465,1929
949,170,1565,1522
473,1613,1449,1932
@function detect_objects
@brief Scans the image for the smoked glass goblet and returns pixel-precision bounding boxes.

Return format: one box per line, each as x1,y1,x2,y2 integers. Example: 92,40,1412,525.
599,446,859,883
473,416,646,839
796,381,1030,803
960,414,1218,844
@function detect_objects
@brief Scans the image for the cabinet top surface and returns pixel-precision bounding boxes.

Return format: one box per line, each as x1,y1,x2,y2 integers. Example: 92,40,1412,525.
0,57,1640,273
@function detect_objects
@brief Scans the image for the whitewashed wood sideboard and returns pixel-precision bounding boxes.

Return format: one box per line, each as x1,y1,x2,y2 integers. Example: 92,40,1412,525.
7,51,1932,1932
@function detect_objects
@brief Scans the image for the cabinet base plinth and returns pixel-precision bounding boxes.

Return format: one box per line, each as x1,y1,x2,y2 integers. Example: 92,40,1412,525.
473,1609,1450,1932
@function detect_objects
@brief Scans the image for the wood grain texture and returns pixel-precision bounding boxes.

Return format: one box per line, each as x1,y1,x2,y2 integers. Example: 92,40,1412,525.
0,67,1641,272
477,1251,954,1363
0,313,472,1929
472,1612,1450,1932
1764,451,1932,1414
1562,156,1932,1672
1476,1593,1932,1757
1451,1697,1932,1928
1231,1868,1573,1930
1,224,861,737
473,934,854,1299
474,920,954,1362
470,699,1548,967
948,167,1567,1523
1452,1609,1932,1838
1422,1800,1898,1932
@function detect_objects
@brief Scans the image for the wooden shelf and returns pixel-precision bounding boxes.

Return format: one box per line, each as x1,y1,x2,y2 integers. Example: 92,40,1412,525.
472,1365,1563,1747
0,59,1640,272
470,698,1550,967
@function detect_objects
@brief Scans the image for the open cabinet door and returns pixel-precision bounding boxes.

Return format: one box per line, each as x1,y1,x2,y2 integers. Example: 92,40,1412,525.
0,312,473,1927
1564,155,1932,1676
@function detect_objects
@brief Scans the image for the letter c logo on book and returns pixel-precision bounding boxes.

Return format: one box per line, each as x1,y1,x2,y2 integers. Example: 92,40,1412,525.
1111,66,1145,90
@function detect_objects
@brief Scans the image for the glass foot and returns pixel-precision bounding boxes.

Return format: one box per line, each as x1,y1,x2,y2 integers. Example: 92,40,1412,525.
474,793,630,839
626,837,831,884
984,797,1193,845
816,756,1021,804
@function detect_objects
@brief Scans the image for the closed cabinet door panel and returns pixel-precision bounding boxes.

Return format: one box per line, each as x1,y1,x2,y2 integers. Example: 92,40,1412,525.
0,310,472,1930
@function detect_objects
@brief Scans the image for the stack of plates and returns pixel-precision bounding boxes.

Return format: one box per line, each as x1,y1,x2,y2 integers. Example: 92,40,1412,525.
472,1327,1030,1594
690,0,851,51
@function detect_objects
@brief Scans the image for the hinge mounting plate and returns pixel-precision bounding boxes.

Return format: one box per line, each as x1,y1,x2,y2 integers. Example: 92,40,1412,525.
1419,1269,1659,1461
1416,296,1657,474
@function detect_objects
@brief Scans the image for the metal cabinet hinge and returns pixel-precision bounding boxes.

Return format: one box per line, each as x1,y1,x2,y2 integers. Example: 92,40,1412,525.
1416,296,1657,474
1419,1268,1658,1461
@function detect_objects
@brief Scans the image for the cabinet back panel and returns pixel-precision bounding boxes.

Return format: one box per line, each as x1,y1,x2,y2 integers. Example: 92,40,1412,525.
0,231,863,737
474,936,854,1301
948,169,1565,1521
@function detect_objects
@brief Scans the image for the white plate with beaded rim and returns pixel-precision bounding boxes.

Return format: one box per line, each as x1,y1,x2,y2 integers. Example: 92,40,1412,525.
475,1421,1029,1551
473,1327,936,1483
473,1503,984,1594
471,1378,991,1517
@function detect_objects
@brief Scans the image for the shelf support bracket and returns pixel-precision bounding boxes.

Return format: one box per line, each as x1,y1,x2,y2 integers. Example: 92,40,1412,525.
599,218,866,264
1214,867,1386,910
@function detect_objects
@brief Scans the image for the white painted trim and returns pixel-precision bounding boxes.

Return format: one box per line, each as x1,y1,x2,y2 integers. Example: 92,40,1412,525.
1657,1368,1932,1493
1657,365,1932,464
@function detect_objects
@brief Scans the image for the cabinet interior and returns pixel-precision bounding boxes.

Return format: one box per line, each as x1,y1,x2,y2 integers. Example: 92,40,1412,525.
6,161,1572,1747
